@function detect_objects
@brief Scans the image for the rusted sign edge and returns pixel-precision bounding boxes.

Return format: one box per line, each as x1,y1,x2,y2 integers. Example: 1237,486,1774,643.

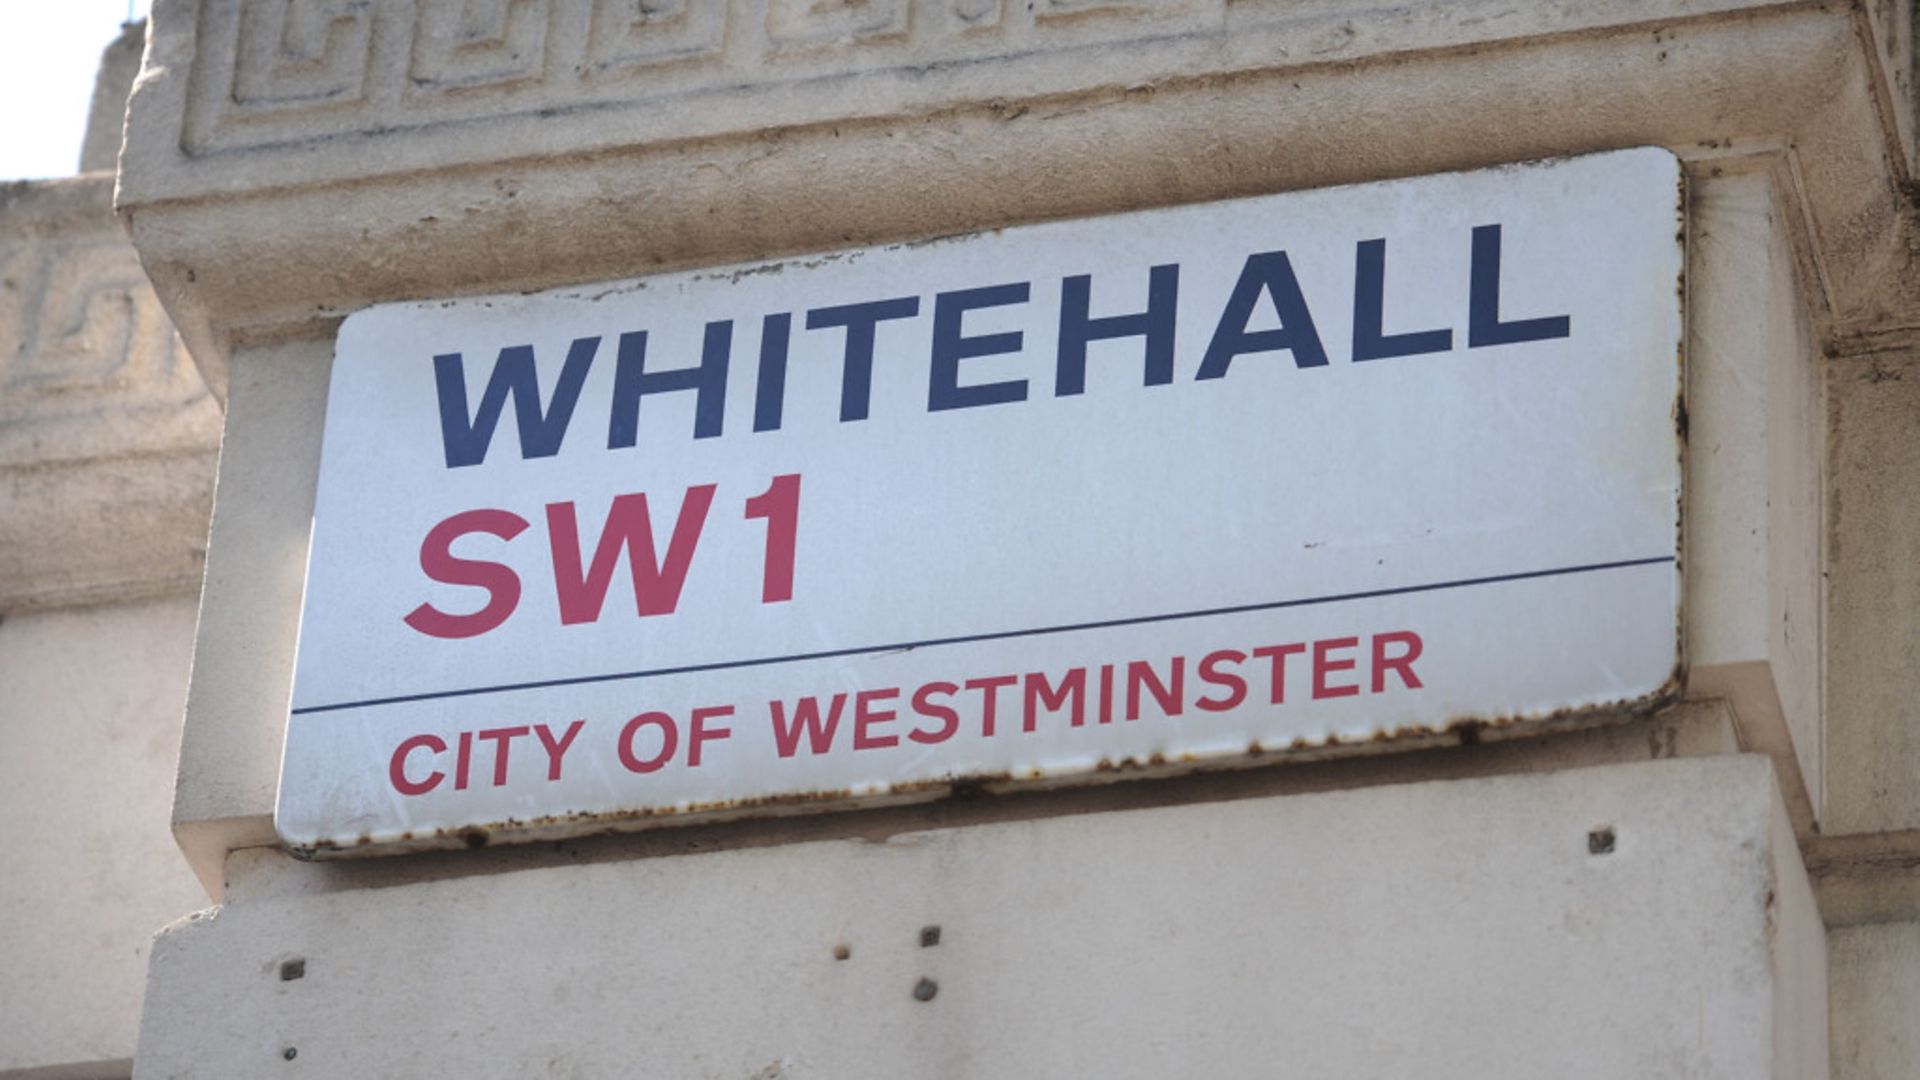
288,150,1691,861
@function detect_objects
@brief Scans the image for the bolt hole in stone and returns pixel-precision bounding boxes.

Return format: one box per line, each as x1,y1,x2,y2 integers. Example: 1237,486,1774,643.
279,958,306,981
913,977,939,1002
282,1046,298,1061
1588,826,1617,855
919,925,941,948
832,944,851,961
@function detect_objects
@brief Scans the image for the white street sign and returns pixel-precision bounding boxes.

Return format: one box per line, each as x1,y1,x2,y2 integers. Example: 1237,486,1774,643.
278,148,1684,853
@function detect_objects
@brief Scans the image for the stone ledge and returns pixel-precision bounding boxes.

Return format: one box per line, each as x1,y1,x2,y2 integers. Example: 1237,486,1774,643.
0,448,216,613
1810,831,1920,926
137,756,1823,1078
124,1,1831,191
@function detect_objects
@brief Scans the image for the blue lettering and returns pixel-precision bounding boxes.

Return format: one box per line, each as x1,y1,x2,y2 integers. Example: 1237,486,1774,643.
607,321,731,448
433,337,598,469
752,312,793,433
1352,238,1452,362
1196,251,1328,379
1057,263,1178,395
805,297,921,422
1468,224,1571,347
930,282,1030,412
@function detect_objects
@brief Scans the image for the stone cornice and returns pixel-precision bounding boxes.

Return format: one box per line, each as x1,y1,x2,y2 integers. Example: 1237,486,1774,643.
119,2,1916,401
96,0,1920,646
120,0,1883,198
0,175,220,612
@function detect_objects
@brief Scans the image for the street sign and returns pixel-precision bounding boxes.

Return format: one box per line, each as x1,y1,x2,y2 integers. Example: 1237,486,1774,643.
278,148,1684,854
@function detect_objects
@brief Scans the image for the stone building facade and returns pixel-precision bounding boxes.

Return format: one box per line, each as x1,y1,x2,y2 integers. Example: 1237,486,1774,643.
1,1,1918,1076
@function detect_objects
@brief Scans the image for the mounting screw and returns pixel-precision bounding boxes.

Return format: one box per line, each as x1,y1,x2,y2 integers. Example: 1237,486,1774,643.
913,977,939,1002
1588,826,1616,855
919,925,941,948
283,1047,298,1061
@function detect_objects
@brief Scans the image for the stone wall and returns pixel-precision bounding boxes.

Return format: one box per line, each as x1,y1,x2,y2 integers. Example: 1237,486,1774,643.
1,2,1916,1076
112,2,1920,1077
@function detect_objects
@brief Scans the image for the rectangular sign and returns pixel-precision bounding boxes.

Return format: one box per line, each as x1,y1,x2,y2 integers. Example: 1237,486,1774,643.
278,148,1684,854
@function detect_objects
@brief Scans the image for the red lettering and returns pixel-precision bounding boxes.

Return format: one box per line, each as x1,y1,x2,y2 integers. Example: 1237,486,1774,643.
476,725,529,786
454,730,474,790
1125,657,1184,720
389,734,446,796
744,473,801,603
617,711,677,773
1372,631,1425,692
770,694,845,758
1023,669,1085,730
1195,649,1247,712
546,485,716,625
909,682,960,745
534,720,585,781
689,705,733,767
965,675,1018,737
1251,642,1306,703
853,688,900,750
403,509,529,639
1313,637,1361,699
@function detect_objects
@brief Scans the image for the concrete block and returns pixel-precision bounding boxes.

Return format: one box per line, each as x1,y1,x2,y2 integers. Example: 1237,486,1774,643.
135,756,1824,1079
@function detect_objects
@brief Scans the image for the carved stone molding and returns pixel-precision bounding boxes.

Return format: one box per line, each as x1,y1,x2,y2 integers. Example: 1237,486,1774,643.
0,203,212,464
0,177,220,611
584,0,728,74
180,0,1143,156
120,0,1916,401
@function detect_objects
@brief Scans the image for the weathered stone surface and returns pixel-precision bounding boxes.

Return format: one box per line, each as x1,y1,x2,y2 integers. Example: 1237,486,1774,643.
0,176,221,612
135,756,1825,1079
1861,0,1915,172
1830,922,1920,1080
1825,346,1920,836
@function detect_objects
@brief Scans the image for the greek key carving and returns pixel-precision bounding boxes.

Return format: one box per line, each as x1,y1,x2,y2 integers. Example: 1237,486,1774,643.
182,0,1217,154
766,0,910,49
230,0,375,108
585,0,727,74
410,0,550,92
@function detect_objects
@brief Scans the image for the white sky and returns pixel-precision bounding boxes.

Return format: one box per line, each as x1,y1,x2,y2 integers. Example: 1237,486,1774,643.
0,0,154,180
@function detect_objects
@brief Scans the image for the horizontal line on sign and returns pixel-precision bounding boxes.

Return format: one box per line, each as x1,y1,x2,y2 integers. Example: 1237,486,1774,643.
293,555,1675,717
